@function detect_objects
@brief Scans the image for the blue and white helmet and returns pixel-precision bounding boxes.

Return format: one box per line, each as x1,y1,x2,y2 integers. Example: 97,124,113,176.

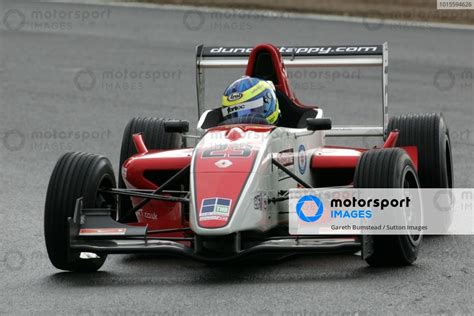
221,76,280,124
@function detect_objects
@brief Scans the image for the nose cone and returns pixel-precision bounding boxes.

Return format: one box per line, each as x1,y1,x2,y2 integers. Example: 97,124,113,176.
192,127,272,230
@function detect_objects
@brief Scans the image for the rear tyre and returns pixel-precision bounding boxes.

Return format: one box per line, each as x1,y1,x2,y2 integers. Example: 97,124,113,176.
354,148,422,266
118,117,181,222
44,152,116,272
388,113,453,189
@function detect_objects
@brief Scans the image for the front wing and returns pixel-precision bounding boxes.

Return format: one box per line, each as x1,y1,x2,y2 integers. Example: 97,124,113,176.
68,198,366,262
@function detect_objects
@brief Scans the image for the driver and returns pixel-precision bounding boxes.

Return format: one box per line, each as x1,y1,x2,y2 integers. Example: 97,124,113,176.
221,76,280,125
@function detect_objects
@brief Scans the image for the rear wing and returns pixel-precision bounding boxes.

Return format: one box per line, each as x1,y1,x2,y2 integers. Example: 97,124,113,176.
196,43,388,138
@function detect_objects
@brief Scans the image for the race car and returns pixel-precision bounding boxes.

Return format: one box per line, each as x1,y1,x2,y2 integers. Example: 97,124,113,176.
44,43,453,272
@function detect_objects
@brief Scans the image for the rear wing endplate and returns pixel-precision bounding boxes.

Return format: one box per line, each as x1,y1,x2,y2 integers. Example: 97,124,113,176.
196,43,388,138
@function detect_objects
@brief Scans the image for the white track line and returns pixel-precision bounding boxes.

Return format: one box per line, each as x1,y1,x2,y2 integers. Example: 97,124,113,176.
42,0,474,30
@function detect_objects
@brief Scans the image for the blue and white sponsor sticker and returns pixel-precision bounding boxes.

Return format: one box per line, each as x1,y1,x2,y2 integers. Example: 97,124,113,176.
297,144,307,174
200,198,232,220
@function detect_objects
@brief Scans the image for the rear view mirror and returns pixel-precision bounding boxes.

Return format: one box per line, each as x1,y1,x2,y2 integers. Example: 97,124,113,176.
306,118,332,131
164,120,189,133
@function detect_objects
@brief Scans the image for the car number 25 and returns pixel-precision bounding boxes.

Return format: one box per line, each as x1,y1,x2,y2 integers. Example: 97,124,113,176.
201,144,252,158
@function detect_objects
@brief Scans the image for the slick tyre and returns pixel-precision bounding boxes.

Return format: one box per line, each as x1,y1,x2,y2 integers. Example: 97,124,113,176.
118,117,181,222
388,113,453,189
388,113,453,231
354,148,422,267
44,152,116,272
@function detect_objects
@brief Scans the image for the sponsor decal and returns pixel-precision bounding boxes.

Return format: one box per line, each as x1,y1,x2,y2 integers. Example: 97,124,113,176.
205,46,381,56
262,192,268,211
224,104,245,116
276,148,294,181
276,148,294,167
221,98,264,117
253,192,269,211
79,228,127,236
254,194,261,210
137,209,158,220
214,159,233,168
227,92,243,101
298,144,307,174
200,198,232,221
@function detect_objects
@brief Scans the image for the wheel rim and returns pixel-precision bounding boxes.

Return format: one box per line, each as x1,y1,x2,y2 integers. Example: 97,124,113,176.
95,173,116,209
402,166,422,245
445,137,453,188
77,173,116,261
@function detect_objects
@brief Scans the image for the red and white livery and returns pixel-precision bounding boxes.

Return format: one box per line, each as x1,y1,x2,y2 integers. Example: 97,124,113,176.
44,43,453,271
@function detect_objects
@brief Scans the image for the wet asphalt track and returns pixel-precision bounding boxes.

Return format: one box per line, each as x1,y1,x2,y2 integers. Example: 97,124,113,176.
0,1,473,315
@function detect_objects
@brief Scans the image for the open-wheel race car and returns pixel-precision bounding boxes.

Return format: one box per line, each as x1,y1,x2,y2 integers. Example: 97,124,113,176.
44,43,453,271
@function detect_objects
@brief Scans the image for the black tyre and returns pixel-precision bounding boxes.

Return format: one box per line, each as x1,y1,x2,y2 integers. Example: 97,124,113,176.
388,113,453,189
354,148,422,266
118,117,181,222
44,152,116,272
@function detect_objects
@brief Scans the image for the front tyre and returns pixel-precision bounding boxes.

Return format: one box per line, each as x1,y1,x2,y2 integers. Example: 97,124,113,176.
388,113,453,189
118,117,181,222
354,148,422,266
44,152,116,272
388,113,453,232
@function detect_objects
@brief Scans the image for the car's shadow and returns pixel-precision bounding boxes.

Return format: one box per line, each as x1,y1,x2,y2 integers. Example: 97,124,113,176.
45,251,420,288
45,233,471,288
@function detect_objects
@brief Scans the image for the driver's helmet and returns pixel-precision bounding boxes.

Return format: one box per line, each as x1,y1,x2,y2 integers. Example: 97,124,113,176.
221,76,280,124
